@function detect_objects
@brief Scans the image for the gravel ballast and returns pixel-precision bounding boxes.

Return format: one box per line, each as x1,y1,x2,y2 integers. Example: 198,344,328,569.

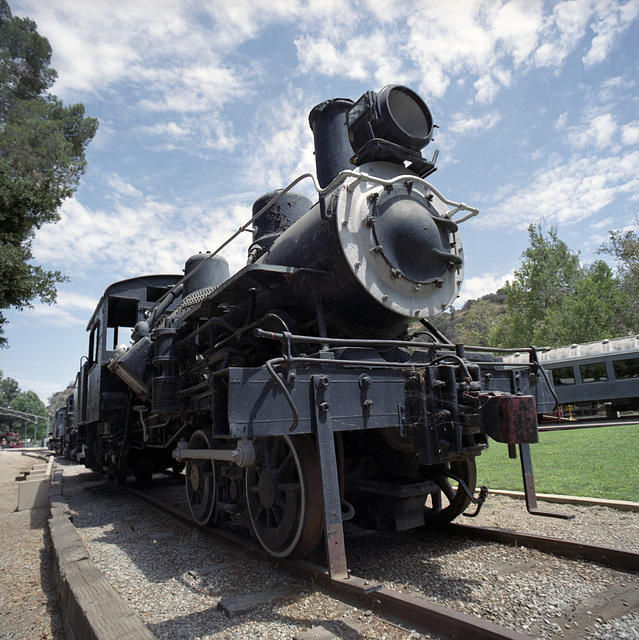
58,461,638,640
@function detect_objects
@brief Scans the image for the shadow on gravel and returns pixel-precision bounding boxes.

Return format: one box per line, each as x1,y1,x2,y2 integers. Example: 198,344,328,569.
146,598,369,640
339,526,483,602
58,457,481,620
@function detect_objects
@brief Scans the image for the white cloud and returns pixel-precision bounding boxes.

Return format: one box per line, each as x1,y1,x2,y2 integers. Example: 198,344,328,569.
491,0,544,67
621,121,639,145
485,150,639,229
456,271,513,307
474,75,500,104
449,111,502,136
106,174,144,199
30,190,253,283
534,0,603,69
583,0,639,66
29,299,93,329
295,31,399,83
13,0,252,156
565,113,618,150
138,121,190,140
588,215,616,231
243,96,318,196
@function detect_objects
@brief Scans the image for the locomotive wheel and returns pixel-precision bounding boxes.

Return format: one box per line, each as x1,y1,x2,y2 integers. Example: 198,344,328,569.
423,459,477,525
245,435,323,558
185,430,218,526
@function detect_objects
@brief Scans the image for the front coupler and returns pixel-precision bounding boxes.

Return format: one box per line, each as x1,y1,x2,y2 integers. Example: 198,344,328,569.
477,392,573,519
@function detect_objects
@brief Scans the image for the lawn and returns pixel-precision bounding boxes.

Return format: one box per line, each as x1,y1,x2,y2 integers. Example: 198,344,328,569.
475,422,639,502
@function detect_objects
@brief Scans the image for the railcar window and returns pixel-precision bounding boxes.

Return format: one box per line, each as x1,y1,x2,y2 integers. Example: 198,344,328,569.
613,358,639,379
551,366,575,385
579,362,608,383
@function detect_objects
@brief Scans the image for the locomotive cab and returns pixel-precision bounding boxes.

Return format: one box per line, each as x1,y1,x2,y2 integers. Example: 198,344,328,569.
77,275,182,476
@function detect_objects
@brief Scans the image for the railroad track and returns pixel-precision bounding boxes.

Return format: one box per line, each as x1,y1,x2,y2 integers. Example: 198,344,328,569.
439,522,639,572
90,471,637,640
539,417,639,431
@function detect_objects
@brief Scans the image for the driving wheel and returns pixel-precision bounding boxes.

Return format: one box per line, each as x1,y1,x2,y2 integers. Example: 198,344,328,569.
185,429,218,526
245,435,323,558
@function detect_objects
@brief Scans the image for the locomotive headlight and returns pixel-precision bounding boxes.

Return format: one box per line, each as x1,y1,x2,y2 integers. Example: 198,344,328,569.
376,85,433,151
346,85,434,160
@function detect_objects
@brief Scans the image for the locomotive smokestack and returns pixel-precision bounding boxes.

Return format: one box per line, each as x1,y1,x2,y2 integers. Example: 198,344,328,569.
308,98,354,189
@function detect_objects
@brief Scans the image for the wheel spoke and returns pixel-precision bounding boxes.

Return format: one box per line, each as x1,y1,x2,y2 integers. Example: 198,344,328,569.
275,452,294,480
245,435,323,558
438,478,456,502
185,430,218,526
423,459,477,525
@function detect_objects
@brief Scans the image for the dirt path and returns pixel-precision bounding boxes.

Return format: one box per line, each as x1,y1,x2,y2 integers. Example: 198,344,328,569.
0,450,64,640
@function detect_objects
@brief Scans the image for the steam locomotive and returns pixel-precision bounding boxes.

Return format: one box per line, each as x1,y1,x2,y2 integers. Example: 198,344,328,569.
70,86,553,575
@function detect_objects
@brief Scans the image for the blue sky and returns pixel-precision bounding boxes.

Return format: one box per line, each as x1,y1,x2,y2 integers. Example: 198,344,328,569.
1,0,638,405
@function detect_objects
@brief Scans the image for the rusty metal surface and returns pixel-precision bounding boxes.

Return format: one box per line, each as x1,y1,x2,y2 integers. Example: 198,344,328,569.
478,394,539,444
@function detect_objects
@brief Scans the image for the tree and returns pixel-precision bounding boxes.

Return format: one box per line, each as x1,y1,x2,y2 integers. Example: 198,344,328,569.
598,217,639,331
0,0,98,346
490,224,581,348
47,382,73,415
454,299,505,346
10,389,47,438
533,260,633,345
0,368,19,406
491,224,635,348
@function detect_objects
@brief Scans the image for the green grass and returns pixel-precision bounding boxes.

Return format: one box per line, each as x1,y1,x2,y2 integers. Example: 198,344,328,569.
475,423,639,502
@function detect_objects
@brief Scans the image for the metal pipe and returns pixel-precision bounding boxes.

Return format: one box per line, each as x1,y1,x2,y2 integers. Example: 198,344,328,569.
172,438,255,467
255,327,536,355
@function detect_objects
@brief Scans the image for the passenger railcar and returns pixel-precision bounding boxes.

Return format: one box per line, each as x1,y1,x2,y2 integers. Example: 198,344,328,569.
540,336,638,418
69,85,554,574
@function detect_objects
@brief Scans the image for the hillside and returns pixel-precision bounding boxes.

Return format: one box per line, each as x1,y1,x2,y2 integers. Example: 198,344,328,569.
428,290,507,345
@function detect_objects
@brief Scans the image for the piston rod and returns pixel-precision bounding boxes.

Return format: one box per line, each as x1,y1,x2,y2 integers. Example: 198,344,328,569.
172,439,255,467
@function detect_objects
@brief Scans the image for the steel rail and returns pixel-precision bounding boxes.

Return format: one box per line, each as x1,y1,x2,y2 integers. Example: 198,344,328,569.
539,418,639,431
107,477,639,637
439,522,639,571
120,482,537,640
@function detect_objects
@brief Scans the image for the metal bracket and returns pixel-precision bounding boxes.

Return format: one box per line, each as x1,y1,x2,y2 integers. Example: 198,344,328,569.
519,443,574,520
311,375,349,580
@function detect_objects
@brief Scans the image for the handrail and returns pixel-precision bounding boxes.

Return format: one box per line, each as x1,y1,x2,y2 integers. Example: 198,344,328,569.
144,167,479,328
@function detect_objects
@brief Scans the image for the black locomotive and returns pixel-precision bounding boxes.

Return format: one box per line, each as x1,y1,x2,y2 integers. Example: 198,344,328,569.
70,86,554,575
